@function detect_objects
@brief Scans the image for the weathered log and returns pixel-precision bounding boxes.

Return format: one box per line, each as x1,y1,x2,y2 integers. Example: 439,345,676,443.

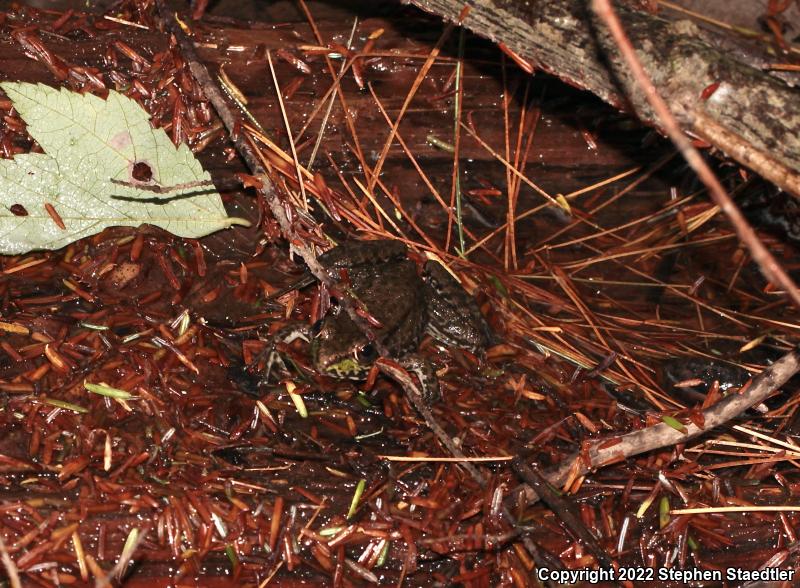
405,0,800,196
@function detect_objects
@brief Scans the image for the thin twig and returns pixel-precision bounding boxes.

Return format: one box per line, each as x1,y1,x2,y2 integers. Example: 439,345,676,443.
155,3,389,356
266,50,308,208
692,110,800,198
376,360,485,486
592,0,800,309
109,177,213,193
512,460,615,571
295,0,374,188
449,28,466,257
307,18,359,170
511,346,800,506
367,22,456,193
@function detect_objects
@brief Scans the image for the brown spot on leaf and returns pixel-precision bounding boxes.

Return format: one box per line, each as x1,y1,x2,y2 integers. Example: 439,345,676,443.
132,161,153,182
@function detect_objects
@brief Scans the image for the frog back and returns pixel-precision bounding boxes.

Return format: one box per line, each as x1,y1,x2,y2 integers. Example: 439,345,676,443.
350,259,427,356
423,261,491,353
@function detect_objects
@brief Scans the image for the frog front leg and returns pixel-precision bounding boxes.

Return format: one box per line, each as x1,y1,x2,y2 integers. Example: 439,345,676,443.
253,322,313,384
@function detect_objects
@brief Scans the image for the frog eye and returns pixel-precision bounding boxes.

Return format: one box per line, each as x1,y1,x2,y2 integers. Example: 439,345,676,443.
355,343,378,364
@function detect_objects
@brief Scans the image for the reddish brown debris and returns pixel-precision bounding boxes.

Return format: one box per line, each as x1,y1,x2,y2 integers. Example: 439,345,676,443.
0,0,797,586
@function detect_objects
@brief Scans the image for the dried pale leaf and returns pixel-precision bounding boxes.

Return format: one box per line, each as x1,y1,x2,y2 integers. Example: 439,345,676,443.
0,83,248,254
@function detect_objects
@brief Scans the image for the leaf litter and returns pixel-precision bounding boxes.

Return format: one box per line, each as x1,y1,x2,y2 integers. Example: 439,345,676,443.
0,1,799,586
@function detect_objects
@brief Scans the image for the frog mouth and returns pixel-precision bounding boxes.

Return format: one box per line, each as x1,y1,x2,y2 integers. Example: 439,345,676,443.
324,358,369,379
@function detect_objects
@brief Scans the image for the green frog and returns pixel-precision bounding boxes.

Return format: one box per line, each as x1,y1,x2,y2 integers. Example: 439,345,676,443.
269,240,490,399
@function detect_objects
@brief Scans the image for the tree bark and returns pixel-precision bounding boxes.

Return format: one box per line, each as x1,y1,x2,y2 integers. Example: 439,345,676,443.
405,0,800,196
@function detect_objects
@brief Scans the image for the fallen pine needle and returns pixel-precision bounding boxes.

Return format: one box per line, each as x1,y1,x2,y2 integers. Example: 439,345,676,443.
379,455,513,462
671,506,800,515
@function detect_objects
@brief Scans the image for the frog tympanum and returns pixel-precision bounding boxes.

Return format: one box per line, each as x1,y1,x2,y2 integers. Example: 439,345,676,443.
269,239,490,400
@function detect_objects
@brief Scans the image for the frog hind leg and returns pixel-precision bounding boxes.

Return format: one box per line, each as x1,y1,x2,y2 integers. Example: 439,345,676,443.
422,261,491,352
399,354,441,404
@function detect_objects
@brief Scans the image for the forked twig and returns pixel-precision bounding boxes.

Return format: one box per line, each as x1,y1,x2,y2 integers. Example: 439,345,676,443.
511,347,800,506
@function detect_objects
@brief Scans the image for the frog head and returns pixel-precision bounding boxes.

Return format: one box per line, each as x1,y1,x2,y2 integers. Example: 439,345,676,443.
309,311,379,379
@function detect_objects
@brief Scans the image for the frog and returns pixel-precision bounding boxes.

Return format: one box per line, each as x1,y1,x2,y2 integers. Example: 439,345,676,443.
267,239,491,400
